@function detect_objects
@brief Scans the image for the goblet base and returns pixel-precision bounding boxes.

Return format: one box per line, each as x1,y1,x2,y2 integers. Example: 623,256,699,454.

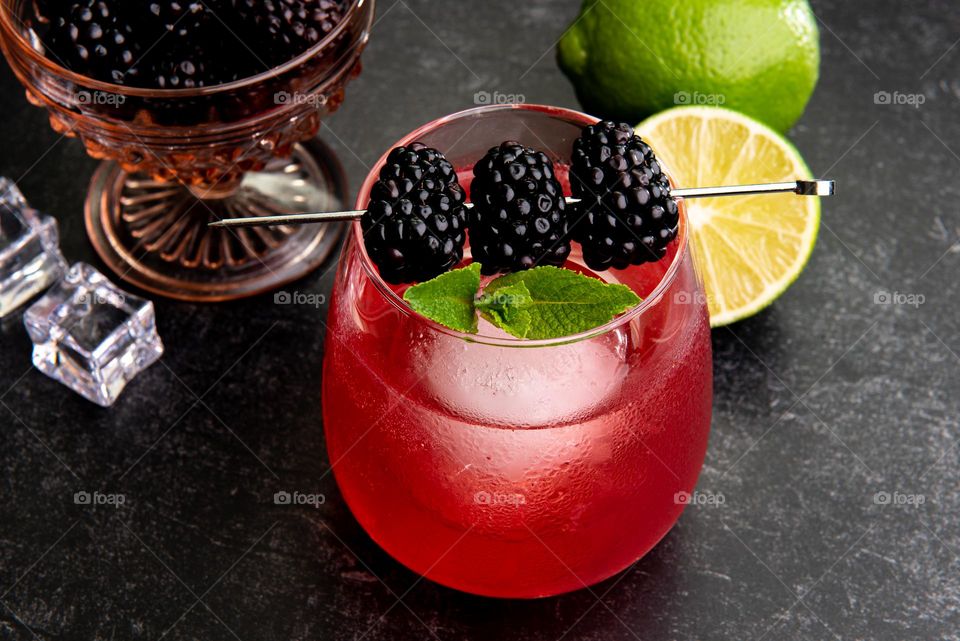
84,140,347,302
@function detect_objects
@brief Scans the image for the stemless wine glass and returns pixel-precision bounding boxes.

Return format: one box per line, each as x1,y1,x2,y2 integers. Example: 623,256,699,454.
323,104,714,598
0,0,374,300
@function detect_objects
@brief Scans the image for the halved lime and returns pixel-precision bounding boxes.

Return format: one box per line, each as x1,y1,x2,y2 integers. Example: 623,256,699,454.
637,106,821,327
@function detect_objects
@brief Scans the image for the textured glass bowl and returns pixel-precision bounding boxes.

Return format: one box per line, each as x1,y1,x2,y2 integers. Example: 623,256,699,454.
0,0,375,301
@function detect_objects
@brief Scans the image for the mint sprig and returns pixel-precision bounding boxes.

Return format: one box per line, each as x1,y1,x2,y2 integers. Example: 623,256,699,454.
402,262,481,333
402,264,640,339
476,281,533,338
484,266,641,339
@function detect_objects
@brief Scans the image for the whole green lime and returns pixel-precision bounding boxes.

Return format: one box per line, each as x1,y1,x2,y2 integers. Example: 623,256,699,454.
557,0,820,132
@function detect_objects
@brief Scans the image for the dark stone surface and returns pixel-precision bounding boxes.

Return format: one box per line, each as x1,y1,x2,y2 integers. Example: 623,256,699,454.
1,0,958,639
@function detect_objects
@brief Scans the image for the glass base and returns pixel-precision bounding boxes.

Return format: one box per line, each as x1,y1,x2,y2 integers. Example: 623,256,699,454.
84,140,347,302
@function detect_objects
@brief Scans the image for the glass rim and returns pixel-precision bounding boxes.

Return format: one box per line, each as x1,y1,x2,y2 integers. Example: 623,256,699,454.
0,0,369,98
351,103,690,348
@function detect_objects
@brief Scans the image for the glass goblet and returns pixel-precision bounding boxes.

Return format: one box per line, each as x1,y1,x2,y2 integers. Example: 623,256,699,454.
0,0,375,301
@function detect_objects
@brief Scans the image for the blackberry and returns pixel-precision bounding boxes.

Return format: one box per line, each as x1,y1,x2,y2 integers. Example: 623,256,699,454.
143,50,230,89
35,0,346,88
136,3,243,88
469,141,571,275
362,143,467,284
35,1,240,87
570,121,679,270
39,1,141,85
231,0,346,66
144,2,209,41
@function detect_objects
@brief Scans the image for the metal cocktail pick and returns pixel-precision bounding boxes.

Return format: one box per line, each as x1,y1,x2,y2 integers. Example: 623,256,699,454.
207,179,835,229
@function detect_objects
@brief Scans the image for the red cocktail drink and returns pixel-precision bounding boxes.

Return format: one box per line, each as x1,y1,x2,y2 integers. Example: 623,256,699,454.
323,105,712,598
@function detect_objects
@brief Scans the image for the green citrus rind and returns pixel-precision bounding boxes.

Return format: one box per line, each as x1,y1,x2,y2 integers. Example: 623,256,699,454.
558,0,820,133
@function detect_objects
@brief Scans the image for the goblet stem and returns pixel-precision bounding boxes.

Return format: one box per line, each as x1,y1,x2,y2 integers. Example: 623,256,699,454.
187,180,244,201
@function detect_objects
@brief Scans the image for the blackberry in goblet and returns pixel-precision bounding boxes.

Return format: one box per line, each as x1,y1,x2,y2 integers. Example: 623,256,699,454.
0,0,374,301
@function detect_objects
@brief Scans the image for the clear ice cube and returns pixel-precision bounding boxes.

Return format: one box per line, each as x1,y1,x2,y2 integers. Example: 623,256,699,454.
0,178,67,317
24,263,164,407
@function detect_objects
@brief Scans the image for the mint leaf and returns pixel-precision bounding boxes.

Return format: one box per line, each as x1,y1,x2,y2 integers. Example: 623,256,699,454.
402,263,482,333
400,264,641,340
484,266,641,339
476,282,533,338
